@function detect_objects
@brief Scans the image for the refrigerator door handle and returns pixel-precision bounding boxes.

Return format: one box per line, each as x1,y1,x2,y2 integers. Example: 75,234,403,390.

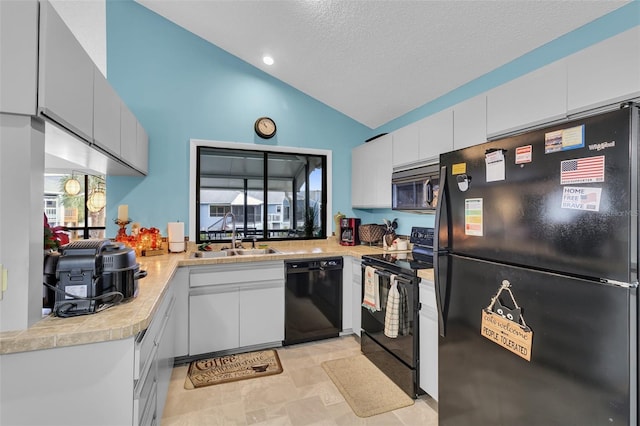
434,164,449,337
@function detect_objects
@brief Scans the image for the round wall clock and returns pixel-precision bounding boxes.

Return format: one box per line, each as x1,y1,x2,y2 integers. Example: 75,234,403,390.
254,117,277,139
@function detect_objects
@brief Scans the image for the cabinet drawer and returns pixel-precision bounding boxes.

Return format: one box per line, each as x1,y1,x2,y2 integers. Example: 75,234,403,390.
134,292,175,381
134,372,156,425
138,380,157,426
190,261,284,287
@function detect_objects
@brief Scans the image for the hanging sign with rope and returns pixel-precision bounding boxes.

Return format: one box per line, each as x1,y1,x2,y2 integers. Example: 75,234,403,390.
480,280,534,361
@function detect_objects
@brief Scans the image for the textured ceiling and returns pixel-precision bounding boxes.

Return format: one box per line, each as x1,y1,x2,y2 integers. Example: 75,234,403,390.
136,0,629,129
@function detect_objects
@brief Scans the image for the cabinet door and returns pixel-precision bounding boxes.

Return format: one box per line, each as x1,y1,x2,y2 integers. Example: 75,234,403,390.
136,122,149,175
351,258,362,337
419,280,438,400
120,102,137,165
239,281,284,347
38,0,94,142
567,27,640,113
453,95,487,150
93,68,121,157
189,287,239,355
0,0,38,115
418,108,454,159
341,257,353,332
487,60,567,138
351,134,392,208
392,124,420,168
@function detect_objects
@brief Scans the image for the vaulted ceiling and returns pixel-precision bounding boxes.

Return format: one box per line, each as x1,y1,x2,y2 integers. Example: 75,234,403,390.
137,1,628,129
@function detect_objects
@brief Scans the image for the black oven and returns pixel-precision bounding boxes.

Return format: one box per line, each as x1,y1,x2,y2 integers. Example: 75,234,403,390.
360,227,435,399
361,254,422,398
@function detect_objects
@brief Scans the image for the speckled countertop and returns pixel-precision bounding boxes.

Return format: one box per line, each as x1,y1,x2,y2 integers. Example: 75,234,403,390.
0,239,433,355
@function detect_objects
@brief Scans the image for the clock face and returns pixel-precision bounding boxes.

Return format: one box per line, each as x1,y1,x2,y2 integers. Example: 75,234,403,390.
255,117,276,139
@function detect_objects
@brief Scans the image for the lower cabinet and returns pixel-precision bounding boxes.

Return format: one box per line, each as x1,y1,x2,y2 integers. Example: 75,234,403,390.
419,279,438,400
0,277,177,426
351,257,362,337
189,261,285,356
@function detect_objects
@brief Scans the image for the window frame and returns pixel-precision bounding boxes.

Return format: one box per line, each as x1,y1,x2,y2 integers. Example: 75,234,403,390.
190,139,333,243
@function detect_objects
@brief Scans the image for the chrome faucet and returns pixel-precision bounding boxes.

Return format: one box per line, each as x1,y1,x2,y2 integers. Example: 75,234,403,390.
222,212,237,248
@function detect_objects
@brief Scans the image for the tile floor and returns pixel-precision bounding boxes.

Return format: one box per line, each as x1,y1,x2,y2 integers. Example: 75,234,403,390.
162,335,438,425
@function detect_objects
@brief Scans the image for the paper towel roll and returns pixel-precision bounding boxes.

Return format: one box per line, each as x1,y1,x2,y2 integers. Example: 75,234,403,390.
168,222,185,252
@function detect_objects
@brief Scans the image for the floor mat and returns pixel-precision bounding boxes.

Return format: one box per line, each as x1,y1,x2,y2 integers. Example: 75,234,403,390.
184,349,283,389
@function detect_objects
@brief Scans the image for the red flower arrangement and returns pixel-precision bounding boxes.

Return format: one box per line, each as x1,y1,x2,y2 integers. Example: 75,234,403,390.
44,213,69,250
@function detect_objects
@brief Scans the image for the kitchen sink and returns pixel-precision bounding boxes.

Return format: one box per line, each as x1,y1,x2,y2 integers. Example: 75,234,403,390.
190,247,279,258
231,248,280,255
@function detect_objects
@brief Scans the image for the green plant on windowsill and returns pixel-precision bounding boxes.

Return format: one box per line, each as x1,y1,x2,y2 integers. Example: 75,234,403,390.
304,204,319,238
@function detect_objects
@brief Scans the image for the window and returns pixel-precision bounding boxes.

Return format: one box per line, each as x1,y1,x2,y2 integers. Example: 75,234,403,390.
195,145,327,243
44,174,107,241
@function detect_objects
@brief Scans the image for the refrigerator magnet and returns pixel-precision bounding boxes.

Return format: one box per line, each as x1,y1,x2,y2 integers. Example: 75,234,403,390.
481,280,533,362
515,145,532,165
464,198,483,236
485,150,506,182
560,155,605,185
561,187,602,212
544,124,585,154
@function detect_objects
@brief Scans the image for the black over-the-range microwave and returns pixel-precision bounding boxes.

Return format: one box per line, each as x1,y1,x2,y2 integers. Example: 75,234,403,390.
391,161,440,212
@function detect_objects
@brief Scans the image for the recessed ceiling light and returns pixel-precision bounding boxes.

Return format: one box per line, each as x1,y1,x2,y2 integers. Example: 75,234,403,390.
262,55,274,66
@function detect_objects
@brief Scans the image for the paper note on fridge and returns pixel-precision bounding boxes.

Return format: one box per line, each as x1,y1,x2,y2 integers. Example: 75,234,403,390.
485,150,505,182
561,187,602,212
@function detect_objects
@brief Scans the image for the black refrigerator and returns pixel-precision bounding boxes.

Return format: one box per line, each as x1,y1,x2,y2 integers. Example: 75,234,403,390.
435,103,638,425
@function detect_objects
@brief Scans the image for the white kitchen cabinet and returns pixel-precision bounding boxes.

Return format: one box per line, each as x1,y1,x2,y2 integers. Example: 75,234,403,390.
453,95,487,150
121,102,138,165
567,27,640,114
38,0,94,142
351,133,392,208
189,261,285,356
0,0,38,115
190,285,240,354
172,267,190,359
239,281,285,347
93,67,121,158
392,123,420,168
487,60,567,138
351,257,362,336
419,278,438,400
0,277,177,426
136,121,149,174
418,108,454,159
341,257,353,333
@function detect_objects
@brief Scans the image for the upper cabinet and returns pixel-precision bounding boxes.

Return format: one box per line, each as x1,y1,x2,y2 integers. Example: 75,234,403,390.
419,108,454,159
0,0,38,115
567,27,640,113
38,0,94,142
93,68,121,158
392,125,420,168
453,95,486,150
0,0,149,176
352,134,392,208
391,108,453,169
486,60,567,138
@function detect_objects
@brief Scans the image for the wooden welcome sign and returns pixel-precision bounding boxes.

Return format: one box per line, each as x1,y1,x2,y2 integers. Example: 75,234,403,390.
480,280,533,361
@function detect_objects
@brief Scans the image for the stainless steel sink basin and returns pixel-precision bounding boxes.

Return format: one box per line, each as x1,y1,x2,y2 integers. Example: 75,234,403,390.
190,247,279,258
232,248,280,255
190,250,231,258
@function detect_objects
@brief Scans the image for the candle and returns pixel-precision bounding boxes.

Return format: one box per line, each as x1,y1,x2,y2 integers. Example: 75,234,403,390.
118,205,128,222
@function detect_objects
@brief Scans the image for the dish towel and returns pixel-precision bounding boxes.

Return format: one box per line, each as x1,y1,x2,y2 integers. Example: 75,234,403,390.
384,275,400,338
362,266,381,312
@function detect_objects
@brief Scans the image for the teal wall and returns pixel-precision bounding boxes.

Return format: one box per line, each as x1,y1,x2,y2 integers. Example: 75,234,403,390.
105,0,370,237
106,0,639,238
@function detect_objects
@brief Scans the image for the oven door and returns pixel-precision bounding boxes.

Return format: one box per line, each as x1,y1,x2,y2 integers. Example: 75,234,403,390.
360,267,419,367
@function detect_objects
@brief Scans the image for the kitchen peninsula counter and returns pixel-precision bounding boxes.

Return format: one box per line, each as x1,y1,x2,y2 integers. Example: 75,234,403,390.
0,239,436,355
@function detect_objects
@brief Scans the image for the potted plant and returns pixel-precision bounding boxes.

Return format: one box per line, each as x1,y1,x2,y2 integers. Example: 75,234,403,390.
44,213,69,251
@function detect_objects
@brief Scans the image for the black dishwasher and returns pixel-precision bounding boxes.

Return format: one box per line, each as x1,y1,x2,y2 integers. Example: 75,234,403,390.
283,257,343,346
